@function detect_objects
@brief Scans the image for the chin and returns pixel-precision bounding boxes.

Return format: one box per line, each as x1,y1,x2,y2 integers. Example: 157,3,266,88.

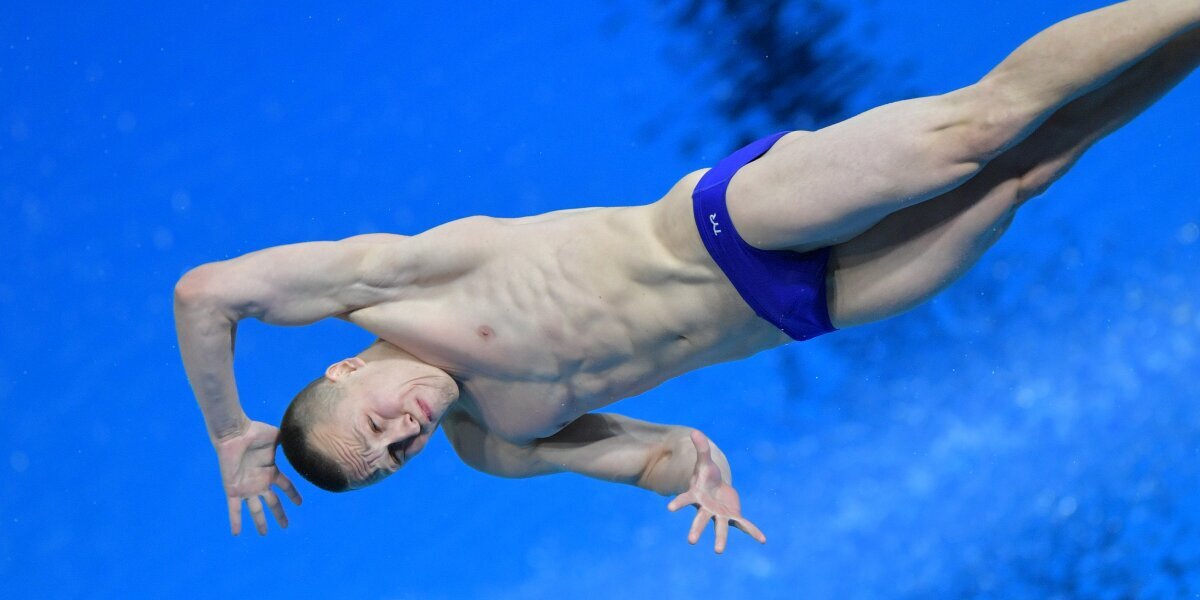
429,380,459,417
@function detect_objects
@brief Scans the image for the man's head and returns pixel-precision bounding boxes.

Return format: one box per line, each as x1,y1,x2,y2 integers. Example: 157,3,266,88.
280,341,459,492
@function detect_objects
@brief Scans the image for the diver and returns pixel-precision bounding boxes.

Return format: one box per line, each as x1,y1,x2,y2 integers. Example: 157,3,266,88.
175,0,1200,553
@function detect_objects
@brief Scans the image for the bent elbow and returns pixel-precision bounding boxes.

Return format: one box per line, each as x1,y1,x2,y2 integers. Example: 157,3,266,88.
173,264,223,308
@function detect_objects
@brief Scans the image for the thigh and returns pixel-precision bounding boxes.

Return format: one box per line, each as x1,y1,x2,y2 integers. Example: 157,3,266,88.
821,90,1111,329
724,84,1019,252
824,166,1021,329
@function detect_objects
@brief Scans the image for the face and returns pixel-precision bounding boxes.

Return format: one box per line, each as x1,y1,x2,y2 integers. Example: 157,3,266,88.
309,350,459,489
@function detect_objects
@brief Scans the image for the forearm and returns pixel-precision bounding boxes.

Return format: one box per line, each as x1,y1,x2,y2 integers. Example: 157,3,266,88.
637,428,732,496
174,271,249,442
985,0,1200,111
515,415,734,495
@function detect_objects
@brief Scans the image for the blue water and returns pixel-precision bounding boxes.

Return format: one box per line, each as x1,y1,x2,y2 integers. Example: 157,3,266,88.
3,1,1200,598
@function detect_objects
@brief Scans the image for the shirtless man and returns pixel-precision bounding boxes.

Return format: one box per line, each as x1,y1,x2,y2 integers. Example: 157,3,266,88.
175,1,1200,553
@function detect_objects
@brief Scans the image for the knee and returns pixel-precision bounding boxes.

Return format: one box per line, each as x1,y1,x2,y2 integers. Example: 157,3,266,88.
1015,168,1060,205
949,78,1046,164
1014,147,1083,205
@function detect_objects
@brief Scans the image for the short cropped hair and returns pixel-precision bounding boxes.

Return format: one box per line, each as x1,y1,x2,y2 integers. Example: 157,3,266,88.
279,376,352,492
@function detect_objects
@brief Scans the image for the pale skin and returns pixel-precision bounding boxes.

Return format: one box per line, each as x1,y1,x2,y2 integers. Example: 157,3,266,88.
174,1,1200,553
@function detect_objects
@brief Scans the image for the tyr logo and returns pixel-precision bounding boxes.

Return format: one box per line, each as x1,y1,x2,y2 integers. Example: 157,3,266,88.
709,214,722,235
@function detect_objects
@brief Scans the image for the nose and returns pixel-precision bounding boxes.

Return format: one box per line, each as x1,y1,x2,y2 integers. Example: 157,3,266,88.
383,413,420,443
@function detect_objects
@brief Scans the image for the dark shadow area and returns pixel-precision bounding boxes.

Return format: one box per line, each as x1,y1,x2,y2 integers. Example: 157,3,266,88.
655,0,891,151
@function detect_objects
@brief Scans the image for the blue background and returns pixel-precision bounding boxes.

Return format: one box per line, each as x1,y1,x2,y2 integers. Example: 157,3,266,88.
3,1,1200,597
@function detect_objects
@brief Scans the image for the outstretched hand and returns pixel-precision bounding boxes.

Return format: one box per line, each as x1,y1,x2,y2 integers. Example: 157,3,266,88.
213,419,302,536
667,430,766,553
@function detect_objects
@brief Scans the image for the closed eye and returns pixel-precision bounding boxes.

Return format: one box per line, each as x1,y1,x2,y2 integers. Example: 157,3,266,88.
368,417,381,433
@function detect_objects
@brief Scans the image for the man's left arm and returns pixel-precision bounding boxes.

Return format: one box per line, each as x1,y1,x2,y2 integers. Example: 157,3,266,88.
445,412,766,553
532,414,723,496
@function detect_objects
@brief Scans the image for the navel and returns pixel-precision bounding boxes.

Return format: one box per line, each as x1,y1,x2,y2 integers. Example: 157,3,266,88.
477,325,495,340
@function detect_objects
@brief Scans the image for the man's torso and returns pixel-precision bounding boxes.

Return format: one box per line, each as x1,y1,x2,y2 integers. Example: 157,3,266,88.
346,170,789,442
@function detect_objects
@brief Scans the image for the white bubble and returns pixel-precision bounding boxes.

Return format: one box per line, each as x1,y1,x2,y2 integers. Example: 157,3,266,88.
1056,496,1078,518
633,525,658,549
153,227,174,250
1173,304,1192,326
991,259,1011,281
1177,223,1199,245
1126,287,1144,309
170,190,191,212
10,119,29,142
1015,386,1037,408
1060,246,1082,268
38,155,56,177
9,451,28,473
752,441,777,463
92,422,111,444
259,99,283,122
905,467,933,494
116,111,137,134
738,552,775,578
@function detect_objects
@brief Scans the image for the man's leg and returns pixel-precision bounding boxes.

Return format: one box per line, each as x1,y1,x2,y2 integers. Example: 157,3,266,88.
726,0,1200,252
824,27,1200,328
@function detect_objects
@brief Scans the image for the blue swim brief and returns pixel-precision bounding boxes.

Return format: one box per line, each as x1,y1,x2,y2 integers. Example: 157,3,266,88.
692,131,836,341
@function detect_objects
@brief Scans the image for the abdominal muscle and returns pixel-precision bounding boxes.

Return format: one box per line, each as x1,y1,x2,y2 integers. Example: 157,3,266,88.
349,176,790,441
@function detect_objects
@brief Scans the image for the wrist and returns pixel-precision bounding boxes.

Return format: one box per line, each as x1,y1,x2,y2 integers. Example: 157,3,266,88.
211,414,251,445
638,429,694,495
707,440,733,484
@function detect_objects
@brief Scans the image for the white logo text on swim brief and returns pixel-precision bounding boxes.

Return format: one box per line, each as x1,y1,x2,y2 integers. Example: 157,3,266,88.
709,214,722,235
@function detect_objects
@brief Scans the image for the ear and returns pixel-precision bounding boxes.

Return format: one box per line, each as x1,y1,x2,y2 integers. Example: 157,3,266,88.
325,357,367,382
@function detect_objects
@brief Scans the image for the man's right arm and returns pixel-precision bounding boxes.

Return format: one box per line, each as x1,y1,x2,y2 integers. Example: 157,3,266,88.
173,235,415,534
173,236,414,441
